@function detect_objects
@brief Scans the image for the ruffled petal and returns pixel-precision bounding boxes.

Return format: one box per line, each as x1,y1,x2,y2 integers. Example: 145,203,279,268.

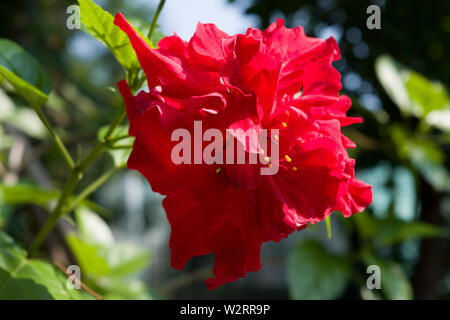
335,177,373,217
188,23,231,70
115,13,222,98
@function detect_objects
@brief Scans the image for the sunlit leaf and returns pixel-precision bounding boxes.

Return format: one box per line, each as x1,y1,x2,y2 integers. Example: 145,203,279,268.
107,242,150,278
425,108,450,133
375,55,412,116
405,72,449,115
78,0,153,73
65,234,111,277
375,55,450,126
75,207,113,247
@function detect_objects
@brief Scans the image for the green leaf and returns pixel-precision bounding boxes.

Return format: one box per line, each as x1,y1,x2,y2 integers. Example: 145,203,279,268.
425,108,450,133
75,207,113,247
389,125,450,192
65,234,110,277
0,39,51,109
102,278,151,300
375,55,413,116
0,183,109,215
65,207,112,277
71,207,150,277
362,254,413,300
66,207,151,299
78,0,153,73
107,242,150,278
287,240,351,300
353,213,446,246
0,230,94,299
98,124,134,167
375,54,449,121
405,72,449,115
376,220,446,246
0,184,60,207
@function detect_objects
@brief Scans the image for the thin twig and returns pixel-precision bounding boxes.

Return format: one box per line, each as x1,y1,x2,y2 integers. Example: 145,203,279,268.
148,0,166,41
52,260,103,300
34,107,75,169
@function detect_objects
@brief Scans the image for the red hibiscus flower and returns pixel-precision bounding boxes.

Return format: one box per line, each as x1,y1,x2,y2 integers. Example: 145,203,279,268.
114,14,372,289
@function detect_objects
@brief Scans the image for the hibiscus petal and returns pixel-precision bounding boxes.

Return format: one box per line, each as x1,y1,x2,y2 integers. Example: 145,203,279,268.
205,187,262,289
303,62,341,97
114,12,222,98
163,179,225,269
188,23,230,70
335,177,373,217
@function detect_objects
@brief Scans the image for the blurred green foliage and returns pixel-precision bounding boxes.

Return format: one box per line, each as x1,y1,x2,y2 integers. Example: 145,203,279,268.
66,207,152,299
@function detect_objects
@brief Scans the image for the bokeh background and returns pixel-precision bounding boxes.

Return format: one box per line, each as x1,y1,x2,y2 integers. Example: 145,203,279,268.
0,0,449,299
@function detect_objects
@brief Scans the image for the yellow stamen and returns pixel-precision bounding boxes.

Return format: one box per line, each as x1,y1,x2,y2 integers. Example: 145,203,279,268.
264,156,270,162
260,148,264,154
216,168,222,174
274,134,279,141
292,167,298,171
281,122,287,128
285,155,292,162
268,163,272,168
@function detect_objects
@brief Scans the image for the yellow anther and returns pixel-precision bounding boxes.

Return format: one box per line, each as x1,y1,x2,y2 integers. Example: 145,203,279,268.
268,163,272,168
274,134,279,141
292,167,298,171
281,122,287,128
264,156,270,162
260,148,265,154
285,155,292,162
216,168,222,174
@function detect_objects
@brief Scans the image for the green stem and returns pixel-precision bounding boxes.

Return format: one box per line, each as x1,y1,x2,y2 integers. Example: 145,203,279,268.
79,143,106,173
107,134,130,143
147,0,166,41
325,216,332,239
103,109,126,140
107,145,133,150
64,165,124,215
28,169,80,256
34,108,75,169
27,107,127,256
